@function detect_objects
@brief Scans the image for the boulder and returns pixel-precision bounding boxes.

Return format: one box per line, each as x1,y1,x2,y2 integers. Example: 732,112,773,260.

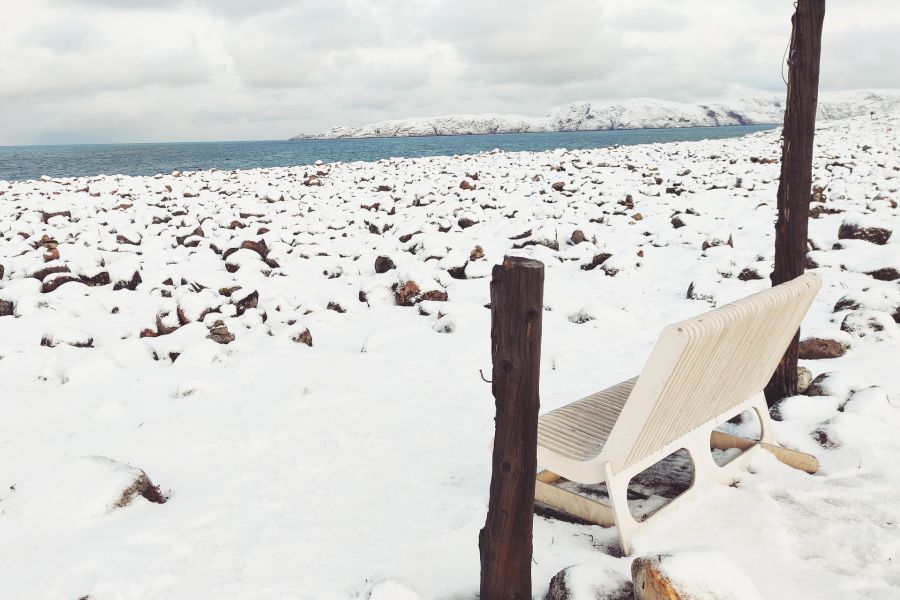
0,299,13,317
374,255,396,274
393,280,448,306
582,253,612,271
40,325,93,348
546,564,633,600
805,371,864,401
291,327,313,346
798,331,851,359
701,232,733,251
837,219,892,245
571,230,588,245
631,549,764,600
840,310,896,338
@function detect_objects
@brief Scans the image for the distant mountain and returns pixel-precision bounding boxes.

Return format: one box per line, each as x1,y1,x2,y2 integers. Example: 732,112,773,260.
290,90,900,140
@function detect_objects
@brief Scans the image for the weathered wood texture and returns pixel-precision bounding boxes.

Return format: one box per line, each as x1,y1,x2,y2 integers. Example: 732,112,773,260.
766,0,826,406
479,256,544,600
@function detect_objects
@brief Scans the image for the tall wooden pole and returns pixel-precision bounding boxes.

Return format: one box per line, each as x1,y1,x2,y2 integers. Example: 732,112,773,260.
765,0,826,406
479,256,544,600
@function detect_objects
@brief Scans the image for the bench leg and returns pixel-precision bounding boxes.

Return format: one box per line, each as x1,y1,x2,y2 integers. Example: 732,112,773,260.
604,462,636,556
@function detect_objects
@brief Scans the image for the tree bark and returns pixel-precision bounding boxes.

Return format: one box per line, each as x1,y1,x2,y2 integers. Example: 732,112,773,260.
479,256,544,600
765,0,826,406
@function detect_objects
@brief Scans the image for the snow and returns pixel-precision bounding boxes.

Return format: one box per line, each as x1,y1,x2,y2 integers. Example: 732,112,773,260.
292,89,900,139
1,111,900,599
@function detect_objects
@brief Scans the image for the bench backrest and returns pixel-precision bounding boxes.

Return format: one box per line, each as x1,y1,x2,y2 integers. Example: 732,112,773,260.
603,274,821,473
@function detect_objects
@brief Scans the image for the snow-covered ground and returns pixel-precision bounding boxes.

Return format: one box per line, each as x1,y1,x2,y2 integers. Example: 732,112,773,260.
291,89,900,140
1,112,899,600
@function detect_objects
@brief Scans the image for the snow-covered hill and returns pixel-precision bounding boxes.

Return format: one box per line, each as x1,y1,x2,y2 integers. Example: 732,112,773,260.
291,89,900,140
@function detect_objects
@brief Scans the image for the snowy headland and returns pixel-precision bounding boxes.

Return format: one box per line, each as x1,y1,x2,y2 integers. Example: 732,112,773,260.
290,89,900,140
1,112,899,599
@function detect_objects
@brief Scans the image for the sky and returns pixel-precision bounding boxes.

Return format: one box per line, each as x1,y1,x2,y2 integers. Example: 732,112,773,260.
1,0,898,145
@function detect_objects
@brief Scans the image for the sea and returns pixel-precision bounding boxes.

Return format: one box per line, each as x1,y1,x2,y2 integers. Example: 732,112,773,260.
0,125,776,182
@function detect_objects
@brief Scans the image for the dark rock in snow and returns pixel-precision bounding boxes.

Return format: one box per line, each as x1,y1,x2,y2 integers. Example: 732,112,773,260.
581,253,612,271
0,300,13,317
837,221,892,245
374,255,396,273
799,335,849,359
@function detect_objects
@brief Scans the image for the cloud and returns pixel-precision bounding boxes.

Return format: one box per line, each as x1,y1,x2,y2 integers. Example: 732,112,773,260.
0,0,897,144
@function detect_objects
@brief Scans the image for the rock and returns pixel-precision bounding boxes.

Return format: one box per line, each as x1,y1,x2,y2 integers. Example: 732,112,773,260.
546,564,634,600
41,273,83,293
112,464,168,508
737,267,764,281
30,265,71,281
570,229,588,245
327,301,346,313
393,280,447,306
40,325,93,348
686,281,716,303
797,366,813,394
458,217,477,229
459,179,476,190
303,175,322,186
470,245,485,261
840,310,896,338
116,233,141,246
582,253,612,271
670,216,686,229
798,331,851,359
207,321,235,344
374,255,396,273
80,271,111,287
866,267,899,281
113,271,142,291
632,549,764,600
701,232,733,251
291,328,313,346
805,371,864,400
447,264,467,280
552,181,566,191
838,220,892,245
0,299,13,316
233,289,259,316
843,386,892,418
394,280,421,306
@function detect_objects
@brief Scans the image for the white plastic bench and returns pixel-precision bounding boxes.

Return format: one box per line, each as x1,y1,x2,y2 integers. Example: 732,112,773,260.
535,273,822,555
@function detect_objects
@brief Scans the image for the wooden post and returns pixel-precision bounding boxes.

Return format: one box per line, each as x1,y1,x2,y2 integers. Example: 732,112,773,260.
765,0,826,407
479,256,544,600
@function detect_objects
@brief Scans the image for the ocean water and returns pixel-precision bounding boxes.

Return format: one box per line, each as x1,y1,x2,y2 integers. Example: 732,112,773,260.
0,125,776,182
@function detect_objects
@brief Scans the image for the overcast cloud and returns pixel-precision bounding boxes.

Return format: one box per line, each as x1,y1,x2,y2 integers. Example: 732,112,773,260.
1,0,898,145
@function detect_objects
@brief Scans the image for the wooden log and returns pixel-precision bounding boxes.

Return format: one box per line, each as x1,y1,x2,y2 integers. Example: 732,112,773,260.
765,0,826,406
710,431,819,474
534,478,616,527
479,256,544,600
